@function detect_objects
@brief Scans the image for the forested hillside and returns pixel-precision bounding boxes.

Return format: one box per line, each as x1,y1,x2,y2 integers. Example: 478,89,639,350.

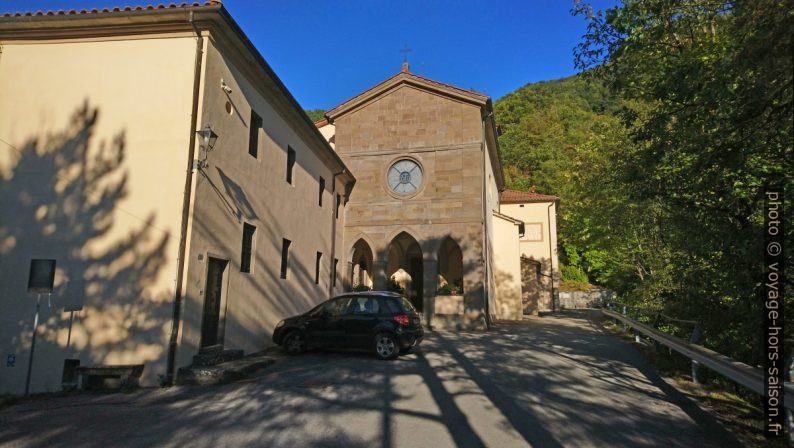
494,76,628,291
496,0,792,368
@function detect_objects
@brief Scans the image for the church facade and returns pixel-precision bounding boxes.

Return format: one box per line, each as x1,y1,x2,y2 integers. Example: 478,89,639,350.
317,65,560,329
0,2,558,394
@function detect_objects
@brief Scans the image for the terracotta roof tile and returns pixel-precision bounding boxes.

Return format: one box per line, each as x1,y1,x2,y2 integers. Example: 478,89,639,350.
500,189,559,204
1,1,220,18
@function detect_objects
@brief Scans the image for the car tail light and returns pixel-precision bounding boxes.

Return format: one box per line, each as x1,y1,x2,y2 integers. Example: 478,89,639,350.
393,313,410,327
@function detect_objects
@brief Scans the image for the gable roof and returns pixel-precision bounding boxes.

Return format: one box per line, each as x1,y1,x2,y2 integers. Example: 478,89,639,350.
325,70,489,121
323,69,506,191
500,189,559,204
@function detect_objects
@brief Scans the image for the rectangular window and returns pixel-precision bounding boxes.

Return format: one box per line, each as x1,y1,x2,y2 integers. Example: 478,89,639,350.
332,258,338,286
315,252,322,284
335,193,341,219
249,110,262,158
318,177,325,207
518,222,525,238
241,223,255,273
286,146,296,184
280,238,291,279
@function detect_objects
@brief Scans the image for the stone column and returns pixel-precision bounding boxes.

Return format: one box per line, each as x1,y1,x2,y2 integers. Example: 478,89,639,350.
373,260,387,291
345,261,354,292
422,257,438,326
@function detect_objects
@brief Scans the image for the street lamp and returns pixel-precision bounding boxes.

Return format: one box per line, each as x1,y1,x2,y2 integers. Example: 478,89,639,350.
195,125,219,169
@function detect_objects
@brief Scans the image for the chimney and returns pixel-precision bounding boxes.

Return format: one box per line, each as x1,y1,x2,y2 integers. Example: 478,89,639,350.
401,61,409,73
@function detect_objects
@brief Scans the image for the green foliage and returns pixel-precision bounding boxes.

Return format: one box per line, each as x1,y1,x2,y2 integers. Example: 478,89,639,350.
561,263,589,284
304,109,326,122
352,284,371,292
495,75,621,194
566,0,793,364
496,0,792,367
436,282,463,296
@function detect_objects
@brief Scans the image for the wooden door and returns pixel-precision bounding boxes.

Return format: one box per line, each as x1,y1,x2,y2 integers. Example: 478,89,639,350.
201,257,227,347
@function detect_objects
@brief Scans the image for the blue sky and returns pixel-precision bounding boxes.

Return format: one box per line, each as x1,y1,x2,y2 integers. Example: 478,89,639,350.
0,1,615,109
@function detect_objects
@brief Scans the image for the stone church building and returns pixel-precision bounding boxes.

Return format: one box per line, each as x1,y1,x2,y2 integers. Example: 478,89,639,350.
316,64,559,329
0,2,558,394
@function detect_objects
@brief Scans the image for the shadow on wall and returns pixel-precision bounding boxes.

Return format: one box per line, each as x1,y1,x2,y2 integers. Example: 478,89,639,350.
182,168,343,358
0,102,172,392
520,257,555,315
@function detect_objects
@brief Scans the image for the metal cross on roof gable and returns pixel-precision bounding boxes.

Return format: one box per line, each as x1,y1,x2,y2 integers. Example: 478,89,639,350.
399,44,412,63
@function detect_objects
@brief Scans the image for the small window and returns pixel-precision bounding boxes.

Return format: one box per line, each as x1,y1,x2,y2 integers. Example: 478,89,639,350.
315,252,322,284
280,238,291,279
518,222,525,238
335,194,341,219
286,146,296,184
332,258,338,286
318,177,325,207
241,223,255,273
249,110,262,158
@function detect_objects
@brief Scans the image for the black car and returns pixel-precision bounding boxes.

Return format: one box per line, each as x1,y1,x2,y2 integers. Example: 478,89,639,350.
272,291,423,360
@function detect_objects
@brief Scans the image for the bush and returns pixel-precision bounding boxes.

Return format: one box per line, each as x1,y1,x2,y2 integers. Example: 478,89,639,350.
561,263,589,284
436,282,463,295
352,284,371,292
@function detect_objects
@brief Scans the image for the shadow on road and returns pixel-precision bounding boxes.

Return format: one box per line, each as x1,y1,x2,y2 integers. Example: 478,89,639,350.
0,310,741,448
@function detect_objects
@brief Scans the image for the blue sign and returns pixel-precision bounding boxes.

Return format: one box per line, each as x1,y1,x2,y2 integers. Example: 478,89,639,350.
6,354,15,367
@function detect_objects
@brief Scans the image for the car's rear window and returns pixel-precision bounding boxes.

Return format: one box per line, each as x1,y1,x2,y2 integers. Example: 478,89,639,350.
383,298,403,314
401,298,418,313
382,297,417,314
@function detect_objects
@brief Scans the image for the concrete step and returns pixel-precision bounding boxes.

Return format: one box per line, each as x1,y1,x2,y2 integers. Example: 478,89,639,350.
176,355,276,386
191,348,244,367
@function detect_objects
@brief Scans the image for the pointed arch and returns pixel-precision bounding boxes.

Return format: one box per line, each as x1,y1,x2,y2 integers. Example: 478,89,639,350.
350,238,374,289
438,236,464,294
386,231,424,311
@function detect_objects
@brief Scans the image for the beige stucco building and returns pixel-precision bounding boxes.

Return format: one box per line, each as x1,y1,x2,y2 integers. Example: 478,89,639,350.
0,2,558,395
0,2,353,394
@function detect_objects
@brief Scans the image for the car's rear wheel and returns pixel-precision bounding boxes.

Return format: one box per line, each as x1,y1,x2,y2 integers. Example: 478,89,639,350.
374,333,398,360
284,331,306,355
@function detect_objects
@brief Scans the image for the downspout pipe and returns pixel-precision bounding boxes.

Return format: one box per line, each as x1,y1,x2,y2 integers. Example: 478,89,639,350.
547,202,556,312
328,168,346,297
165,11,203,385
481,112,492,328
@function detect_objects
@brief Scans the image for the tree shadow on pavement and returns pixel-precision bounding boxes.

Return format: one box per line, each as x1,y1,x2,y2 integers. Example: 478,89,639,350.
0,309,742,448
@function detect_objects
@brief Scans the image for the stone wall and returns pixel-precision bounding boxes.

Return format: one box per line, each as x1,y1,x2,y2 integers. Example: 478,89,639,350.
559,289,615,309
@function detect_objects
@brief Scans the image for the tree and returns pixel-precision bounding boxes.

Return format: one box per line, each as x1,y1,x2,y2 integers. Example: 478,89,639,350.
573,0,793,362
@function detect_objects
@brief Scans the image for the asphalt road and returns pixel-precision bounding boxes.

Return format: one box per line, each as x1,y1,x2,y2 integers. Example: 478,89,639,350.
0,310,741,448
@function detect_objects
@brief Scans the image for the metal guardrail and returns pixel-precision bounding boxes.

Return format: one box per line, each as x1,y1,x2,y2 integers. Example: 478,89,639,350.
602,308,794,410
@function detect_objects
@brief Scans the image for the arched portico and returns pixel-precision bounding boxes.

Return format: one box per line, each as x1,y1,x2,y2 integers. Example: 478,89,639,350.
349,238,374,290
385,231,424,311
438,236,464,293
